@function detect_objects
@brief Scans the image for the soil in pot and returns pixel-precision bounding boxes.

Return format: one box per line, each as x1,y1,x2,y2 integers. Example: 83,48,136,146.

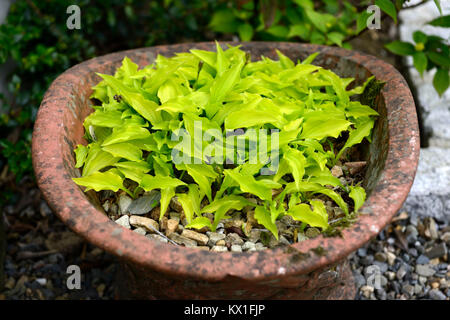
72,43,382,253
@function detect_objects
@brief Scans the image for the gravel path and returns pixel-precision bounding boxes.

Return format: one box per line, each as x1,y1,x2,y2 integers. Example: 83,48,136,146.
0,186,448,300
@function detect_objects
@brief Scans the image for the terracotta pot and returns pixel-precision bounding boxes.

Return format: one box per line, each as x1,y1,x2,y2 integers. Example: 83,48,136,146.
32,42,420,299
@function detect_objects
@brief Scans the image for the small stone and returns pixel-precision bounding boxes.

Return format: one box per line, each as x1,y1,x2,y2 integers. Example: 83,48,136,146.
386,252,396,265
416,264,436,277
231,245,242,252
207,232,226,244
279,235,290,246
39,201,52,217
146,234,168,243
168,233,197,247
242,241,256,251
402,284,415,297
118,194,132,214
170,197,183,212
373,261,388,273
165,219,179,237
305,227,320,238
248,229,261,242
181,229,209,246
423,217,439,240
440,232,450,243
159,216,168,231
169,211,181,221
428,289,447,300
416,255,430,265
216,240,226,246
211,245,228,252
357,248,367,257
360,285,374,299
431,282,440,289
419,276,427,285
102,200,110,212
149,207,160,220
345,161,366,175
195,246,210,251
331,165,343,177
297,233,308,242
115,215,131,229
255,243,266,251
225,233,244,246
354,272,366,288
386,271,396,281
396,265,407,280
414,284,423,295
4,277,16,290
425,243,447,259
133,227,146,235
97,284,106,298
129,216,159,233
128,191,161,215
374,252,387,262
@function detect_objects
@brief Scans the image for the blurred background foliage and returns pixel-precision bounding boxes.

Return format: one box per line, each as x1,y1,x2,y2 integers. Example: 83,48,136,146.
0,0,448,206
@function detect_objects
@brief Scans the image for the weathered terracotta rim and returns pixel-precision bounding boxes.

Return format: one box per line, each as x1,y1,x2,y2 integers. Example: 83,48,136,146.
32,42,420,282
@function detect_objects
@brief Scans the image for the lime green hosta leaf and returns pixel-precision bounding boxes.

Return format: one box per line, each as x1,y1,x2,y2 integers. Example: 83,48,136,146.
115,160,150,184
160,187,175,220
283,147,306,190
208,59,244,117
157,79,183,104
201,194,253,231
101,126,150,146
349,185,366,213
180,164,218,202
115,57,139,78
82,144,120,177
102,143,143,161
225,109,286,130
190,49,217,69
314,188,349,216
224,169,278,201
215,41,230,76
115,161,150,173
345,101,379,119
185,216,213,231
73,170,126,193
99,74,162,125
308,176,343,188
287,201,329,230
276,49,295,69
177,184,203,223
300,113,351,140
336,117,375,161
140,174,186,192
84,110,123,128
74,144,88,168
254,206,279,240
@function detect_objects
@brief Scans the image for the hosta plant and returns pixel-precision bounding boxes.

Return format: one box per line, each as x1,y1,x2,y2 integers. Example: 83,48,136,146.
73,43,379,240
